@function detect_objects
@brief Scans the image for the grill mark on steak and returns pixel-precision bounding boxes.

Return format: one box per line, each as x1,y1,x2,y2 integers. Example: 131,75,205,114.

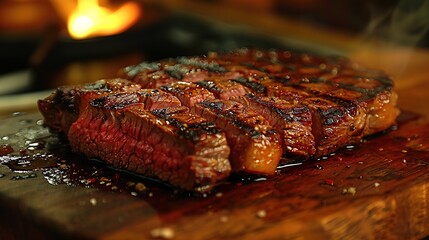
151,107,221,142
175,57,227,73
91,92,140,109
68,95,231,192
195,99,282,174
161,82,216,107
215,49,394,109
198,100,272,139
88,89,225,147
91,89,182,111
302,97,367,156
239,94,315,160
123,56,238,89
217,76,367,156
137,89,183,110
193,75,314,160
122,62,161,78
196,79,251,100
266,66,393,105
38,78,142,135
231,77,267,94
161,82,282,175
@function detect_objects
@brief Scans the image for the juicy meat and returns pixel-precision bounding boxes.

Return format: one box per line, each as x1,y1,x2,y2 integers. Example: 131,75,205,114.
39,49,400,192
65,88,231,192
161,82,283,175
195,99,282,174
122,49,399,157
239,94,315,160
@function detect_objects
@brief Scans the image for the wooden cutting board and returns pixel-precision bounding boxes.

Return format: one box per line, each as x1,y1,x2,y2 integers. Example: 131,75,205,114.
1,109,429,240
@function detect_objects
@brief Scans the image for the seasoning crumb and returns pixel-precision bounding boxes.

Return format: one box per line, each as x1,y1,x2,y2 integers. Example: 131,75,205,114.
358,161,364,165
220,216,229,223
131,191,138,197
401,149,408,153
379,148,384,151
374,182,380,188
148,192,154,197
315,164,324,170
343,187,357,195
256,210,267,218
135,182,147,192
150,227,175,239
215,192,223,198
89,198,97,206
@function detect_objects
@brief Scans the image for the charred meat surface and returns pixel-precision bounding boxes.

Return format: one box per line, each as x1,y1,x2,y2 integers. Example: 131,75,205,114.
161,82,282,175
39,49,400,192
38,78,142,135
122,49,399,157
195,99,282,174
239,94,315,160
68,89,231,192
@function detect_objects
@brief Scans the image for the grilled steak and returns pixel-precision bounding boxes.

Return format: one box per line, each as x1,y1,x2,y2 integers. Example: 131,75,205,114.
122,49,399,157
39,49,400,192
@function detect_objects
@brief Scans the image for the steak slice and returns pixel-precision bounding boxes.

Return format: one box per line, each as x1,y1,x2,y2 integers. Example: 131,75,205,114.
239,94,315,160
67,91,231,192
38,78,141,135
194,99,282,174
161,82,282,175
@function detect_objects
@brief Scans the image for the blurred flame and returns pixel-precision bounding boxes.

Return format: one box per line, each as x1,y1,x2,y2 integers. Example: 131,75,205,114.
67,0,141,39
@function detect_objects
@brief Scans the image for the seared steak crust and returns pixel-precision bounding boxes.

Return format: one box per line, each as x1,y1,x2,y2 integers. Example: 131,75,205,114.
38,78,142,135
161,82,282,175
122,49,399,157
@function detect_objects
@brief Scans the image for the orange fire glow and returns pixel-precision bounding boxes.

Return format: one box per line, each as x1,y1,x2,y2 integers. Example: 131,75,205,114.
67,0,141,39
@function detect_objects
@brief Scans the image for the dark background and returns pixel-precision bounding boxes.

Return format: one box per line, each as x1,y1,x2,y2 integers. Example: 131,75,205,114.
0,0,428,93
